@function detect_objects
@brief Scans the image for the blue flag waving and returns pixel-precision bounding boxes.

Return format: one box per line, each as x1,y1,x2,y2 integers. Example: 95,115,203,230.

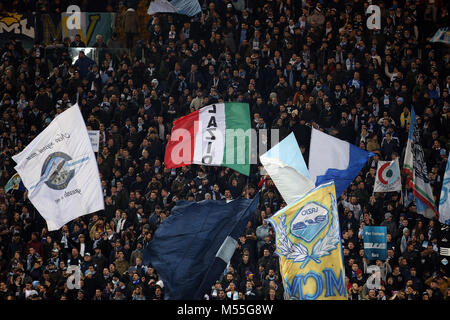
308,128,374,197
143,194,259,300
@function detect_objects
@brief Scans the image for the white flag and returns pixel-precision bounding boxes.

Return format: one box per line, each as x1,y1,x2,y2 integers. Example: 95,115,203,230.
87,130,100,153
374,159,402,193
12,104,104,231
260,132,315,205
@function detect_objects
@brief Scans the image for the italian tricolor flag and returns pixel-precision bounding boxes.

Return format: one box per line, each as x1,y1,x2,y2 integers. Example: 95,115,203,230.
164,103,252,175
402,107,437,219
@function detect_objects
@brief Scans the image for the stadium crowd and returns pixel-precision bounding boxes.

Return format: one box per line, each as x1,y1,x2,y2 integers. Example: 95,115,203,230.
0,0,449,301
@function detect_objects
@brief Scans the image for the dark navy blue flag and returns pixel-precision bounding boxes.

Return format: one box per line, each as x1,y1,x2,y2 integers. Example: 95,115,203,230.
143,194,259,300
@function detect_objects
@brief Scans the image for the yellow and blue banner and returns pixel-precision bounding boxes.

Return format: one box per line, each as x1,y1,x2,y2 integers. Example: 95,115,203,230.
267,181,346,300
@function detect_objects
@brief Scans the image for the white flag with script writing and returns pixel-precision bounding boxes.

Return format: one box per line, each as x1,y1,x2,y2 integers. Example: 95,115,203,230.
12,104,104,231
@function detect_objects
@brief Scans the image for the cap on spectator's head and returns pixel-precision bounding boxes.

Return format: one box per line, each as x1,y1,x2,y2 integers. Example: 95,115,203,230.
397,97,404,103
440,149,447,156
156,280,164,288
227,3,232,8
385,212,392,220
52,248,59,253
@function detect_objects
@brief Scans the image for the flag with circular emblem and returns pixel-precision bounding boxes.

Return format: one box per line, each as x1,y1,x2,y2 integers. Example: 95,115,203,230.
374,159,402,193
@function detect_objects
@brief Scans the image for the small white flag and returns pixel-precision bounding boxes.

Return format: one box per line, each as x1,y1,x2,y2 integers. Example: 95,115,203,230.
87,130,100,153
374,159,402,193
12,104,104,231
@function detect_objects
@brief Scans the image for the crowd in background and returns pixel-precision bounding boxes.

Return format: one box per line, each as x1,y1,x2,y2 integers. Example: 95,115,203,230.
0,0,449,300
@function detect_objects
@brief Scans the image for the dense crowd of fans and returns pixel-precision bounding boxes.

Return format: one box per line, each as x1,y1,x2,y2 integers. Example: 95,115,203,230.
0,0,449,301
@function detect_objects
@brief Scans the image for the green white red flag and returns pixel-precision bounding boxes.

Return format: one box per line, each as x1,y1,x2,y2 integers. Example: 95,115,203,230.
164,103,252,176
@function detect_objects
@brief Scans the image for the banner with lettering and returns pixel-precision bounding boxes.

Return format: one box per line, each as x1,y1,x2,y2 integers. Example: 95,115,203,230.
0,12,35,47
87,130,100,152
363,226,387,260
61,12,116,47
35,13,62,46
267,181,346,300
164,103,252,175
12,104,104,231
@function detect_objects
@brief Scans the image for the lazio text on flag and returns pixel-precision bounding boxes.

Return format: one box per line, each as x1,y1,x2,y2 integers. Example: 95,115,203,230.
363,226,387,260
143,194,259,300
148,0,201,16
402,108,437,219
439,155,450,225
12,104,104,231
309,128,374,197
267,181,346,300
260,132,315,205
374,159,402,193
164,103,252,175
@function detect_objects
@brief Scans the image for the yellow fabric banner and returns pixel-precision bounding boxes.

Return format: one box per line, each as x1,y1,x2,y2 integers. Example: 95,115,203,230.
267,181,346,300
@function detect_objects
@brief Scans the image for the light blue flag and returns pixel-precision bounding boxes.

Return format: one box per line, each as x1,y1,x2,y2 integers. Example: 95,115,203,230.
148,0,201,16
439,154,450,225
363,226,387,260
309,129,374,198
260,132,315,204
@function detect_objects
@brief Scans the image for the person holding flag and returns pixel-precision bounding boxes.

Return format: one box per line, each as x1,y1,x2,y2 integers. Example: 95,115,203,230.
402,108,438,219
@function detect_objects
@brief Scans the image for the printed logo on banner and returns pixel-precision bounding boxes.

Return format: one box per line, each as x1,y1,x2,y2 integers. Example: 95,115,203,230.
290,202,329,242
278,194,340,269
374,159,402,193
41,152,75,190
377,162,399,185
0,12,35,39
29,148,89,192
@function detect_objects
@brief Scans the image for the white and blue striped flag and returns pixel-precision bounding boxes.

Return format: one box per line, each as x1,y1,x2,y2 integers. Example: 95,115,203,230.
309,128,374,197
